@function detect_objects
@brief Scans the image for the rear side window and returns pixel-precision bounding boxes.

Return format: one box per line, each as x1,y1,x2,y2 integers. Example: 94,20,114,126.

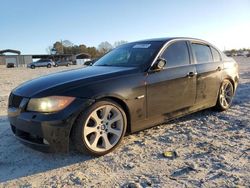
211,47,221,62
161,41,190,68
192,43,213,63
38,59,48,62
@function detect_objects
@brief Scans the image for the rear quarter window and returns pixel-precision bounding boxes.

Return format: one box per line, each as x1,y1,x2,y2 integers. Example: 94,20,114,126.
211,47,221,62
192,43,213,64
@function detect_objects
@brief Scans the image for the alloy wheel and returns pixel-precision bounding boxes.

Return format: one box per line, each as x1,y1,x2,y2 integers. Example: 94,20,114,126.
83,105,124,152
219,81,234,109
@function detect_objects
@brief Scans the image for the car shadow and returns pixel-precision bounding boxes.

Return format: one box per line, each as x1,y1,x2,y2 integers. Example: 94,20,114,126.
0,115,94,183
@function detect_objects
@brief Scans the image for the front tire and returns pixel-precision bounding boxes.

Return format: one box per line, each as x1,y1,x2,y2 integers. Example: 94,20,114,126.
215,79,234,111
71,100,127,156
47,64,51,68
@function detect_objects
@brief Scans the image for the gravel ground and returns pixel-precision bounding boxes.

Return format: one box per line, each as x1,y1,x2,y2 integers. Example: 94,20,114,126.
0,58,249,187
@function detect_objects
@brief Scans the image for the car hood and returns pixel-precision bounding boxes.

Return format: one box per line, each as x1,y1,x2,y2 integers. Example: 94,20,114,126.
13,66,139,97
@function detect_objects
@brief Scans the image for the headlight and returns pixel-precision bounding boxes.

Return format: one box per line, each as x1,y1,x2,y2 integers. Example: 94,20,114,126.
27,96,75,113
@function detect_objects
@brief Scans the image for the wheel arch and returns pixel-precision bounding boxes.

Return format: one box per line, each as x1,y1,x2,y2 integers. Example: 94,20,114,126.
222,76,236,92
215,76,235,111
69,95,132,142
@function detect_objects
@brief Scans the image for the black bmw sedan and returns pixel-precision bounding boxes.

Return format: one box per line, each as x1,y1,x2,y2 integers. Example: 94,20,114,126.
8,37,239,156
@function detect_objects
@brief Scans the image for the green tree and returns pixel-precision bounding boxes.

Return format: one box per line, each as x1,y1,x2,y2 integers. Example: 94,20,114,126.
53,41,64,54
87,47,100,58
79,44,87,53
50,40,105,58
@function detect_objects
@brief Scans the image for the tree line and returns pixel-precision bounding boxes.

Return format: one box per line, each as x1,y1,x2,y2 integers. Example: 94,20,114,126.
224,48,250,56
47,40,127,58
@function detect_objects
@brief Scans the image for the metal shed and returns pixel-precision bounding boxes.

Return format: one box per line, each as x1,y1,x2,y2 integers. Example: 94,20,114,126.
0,49,92,67
0,49,33,67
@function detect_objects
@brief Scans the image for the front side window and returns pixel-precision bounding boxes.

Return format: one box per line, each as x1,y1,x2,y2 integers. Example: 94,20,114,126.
211,47,221,62
94,41,164,68
192,43,213,63
161,41,190,68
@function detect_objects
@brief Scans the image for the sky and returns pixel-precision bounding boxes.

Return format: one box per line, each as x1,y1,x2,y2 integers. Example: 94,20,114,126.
0,0,250,54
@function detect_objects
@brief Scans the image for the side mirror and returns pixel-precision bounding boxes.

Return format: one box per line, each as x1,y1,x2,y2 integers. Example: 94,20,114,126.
151,58,166,71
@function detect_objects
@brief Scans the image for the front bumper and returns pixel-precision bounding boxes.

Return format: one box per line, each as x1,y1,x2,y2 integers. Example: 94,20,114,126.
8,97,93,152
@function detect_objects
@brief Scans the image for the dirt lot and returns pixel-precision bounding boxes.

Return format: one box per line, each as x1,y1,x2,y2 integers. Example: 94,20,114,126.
0,58,249,187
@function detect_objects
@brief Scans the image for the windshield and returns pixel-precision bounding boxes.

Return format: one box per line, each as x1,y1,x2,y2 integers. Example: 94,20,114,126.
94,41,164,68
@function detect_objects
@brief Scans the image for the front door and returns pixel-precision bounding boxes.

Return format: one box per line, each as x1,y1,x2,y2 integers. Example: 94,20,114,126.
146,40,197,118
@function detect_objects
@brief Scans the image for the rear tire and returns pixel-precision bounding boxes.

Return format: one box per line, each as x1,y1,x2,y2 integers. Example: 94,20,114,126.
215,79,234,111
71,100,127,156
47,64,51,68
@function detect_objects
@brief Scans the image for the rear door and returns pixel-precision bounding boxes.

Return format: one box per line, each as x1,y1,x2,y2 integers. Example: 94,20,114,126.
146,40,197,118
190,42,222,105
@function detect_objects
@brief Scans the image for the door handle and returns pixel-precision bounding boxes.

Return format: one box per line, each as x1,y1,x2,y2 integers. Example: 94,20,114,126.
187,72,197,77
217,66,222,71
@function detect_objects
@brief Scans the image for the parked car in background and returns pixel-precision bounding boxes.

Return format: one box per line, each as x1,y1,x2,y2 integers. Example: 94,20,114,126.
6,62,16,68
83,59,98,66
8,37,239,156
54,60,72,67
27,59,54,69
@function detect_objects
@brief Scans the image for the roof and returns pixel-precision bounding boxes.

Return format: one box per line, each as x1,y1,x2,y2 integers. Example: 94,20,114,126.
0,49,21,55
0,53,91,59
136,37,205,43
32,54,73,59
75,53,91,59
134,37,220,51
